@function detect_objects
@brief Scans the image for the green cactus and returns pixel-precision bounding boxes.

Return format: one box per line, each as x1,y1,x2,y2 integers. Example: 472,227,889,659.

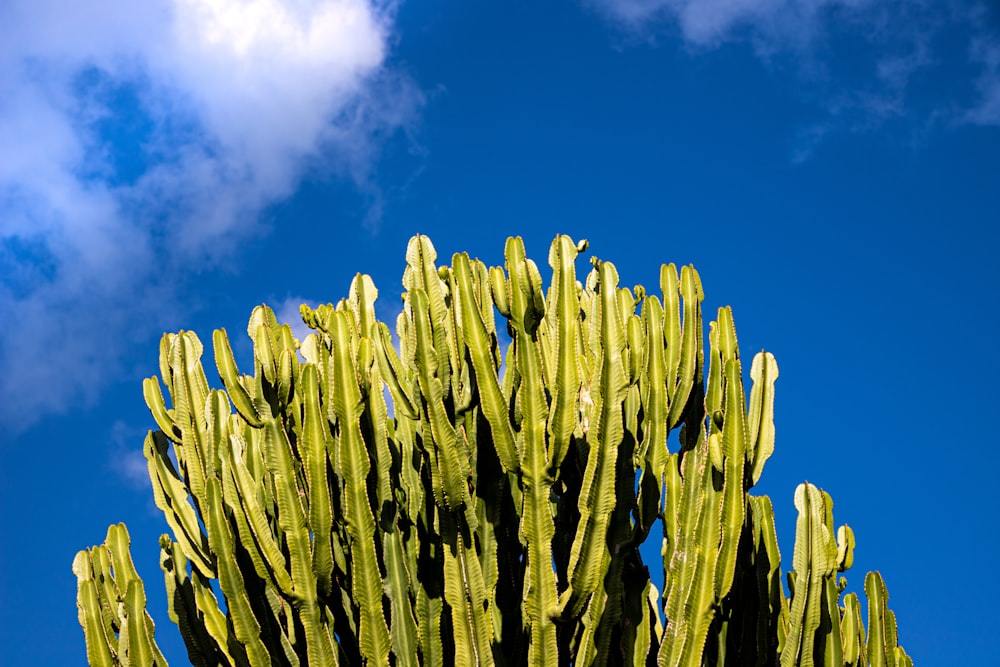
75,234,911,666
74,524,170,667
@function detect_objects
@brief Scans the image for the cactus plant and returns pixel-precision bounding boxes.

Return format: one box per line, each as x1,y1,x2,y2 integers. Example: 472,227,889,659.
75,234,911,665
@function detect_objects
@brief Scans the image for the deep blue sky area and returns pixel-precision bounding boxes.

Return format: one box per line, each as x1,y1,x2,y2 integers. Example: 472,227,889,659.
2,0,999,664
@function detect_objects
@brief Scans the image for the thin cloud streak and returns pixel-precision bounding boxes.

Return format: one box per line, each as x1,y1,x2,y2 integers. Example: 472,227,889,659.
966,36,1000,125
0,0,419,433
589,0,1000,145
589,0,873,48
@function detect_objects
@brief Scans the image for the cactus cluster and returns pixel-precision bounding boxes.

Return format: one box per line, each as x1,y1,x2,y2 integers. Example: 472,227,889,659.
75,234,912,665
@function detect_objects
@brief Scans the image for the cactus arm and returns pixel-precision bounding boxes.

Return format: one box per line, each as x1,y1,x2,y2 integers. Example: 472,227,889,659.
412,484,446,666
560,260,626,621
329,311,392,666
300,364,335,597
886,609,900,666
837,525,856,572
780,484,811,667
546,234,582,476
660,452,682,605
489,265,511,319
158,333,175,396
159,537,228,667
171,333,213,509
190,569,238,663
411,288,470,511
639,295,668,470
470,258,498,339
144,432,214,578
361,338,397,527
522,480,559,664
453,253,518,473
223,432,295,595
89,547,119,649
593,550,628,665
659,440,719,667
252,317,278,386
373,322,419,419
384,529,419,666
260,417,337,664
628,581,654,665
525,256,547,327
714,363,747,599
747,352,778,487
416,585,445,667
406,236,452,391
626,311,644,386
505,236,544,337
661,264,681,405
705,323,723,423
349,273,379,337
204,391,231,482
276,347,295,407
203,477,271,667
446,270,471,415
667,266,703,429
441,510,496,666
575,580,610,665
648,580,665,646
630,578,659,663
749,495,787,657
781,483,837,667
840,592,864,667
820,577,844,667
76,525,171,667
107,524,168,666
866,571,894,667
213,328,265,427
123,580,155,666
74,555,117,667
473,447,511,652
518,346,561,655
500,238,560,660
367,354,419,665
143,376,181,441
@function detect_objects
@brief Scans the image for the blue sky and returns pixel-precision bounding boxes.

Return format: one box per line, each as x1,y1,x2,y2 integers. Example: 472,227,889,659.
2,0,998,664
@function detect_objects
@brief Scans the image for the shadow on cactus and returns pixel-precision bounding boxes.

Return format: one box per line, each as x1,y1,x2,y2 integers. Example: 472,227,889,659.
74,234,912,666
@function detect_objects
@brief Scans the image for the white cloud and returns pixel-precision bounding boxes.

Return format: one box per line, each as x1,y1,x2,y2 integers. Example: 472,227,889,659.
0,0,419,433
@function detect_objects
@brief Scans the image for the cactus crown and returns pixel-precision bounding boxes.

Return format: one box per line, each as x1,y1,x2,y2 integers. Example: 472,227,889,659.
75,234,911,666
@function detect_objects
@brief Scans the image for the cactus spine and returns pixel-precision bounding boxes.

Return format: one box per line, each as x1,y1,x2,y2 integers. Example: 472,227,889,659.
76,234,911,665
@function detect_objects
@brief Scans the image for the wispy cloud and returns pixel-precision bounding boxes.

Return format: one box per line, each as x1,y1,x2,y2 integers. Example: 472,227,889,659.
966,34,1000,125
0,0,420,433
589,0,1000,147
591,0,836,48
107,420,153,491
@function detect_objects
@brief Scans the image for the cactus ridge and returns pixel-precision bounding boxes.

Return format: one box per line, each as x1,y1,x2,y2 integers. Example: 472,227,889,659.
76,234,911,666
